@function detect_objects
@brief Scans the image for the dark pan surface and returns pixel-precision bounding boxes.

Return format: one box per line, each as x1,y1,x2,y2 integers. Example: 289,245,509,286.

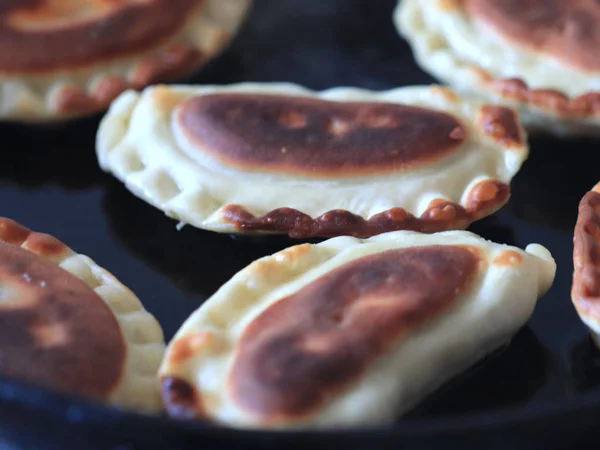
1,0,599,448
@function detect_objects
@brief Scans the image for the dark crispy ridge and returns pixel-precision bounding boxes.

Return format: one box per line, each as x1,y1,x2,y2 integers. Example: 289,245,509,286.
572,188,600,320
220,179,510,238
478,105,523,147
477,72,600,117
161,376,204,420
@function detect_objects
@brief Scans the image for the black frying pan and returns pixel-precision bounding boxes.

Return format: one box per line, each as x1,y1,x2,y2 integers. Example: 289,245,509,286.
0,0,598,448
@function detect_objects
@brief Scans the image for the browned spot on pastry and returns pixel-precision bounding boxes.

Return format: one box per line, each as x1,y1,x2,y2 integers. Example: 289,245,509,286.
464,0,600,72
220,179,510,238
53,85,101,115
93,75,131,106
53,43,205,114
0,0,204,72
228,245,480,421
437,0,464,12
175,93,467,177
22,232,70,259
465,179,511,218
430,85,460,102
422,200,461,222
572,187,600,320
0,241,126,400
485,76,600,117
161,376,204,419
493,250,523,267
478,105,523,147
128,43,205,89
0,218,30,244
0,218,70,259
168,331,215,364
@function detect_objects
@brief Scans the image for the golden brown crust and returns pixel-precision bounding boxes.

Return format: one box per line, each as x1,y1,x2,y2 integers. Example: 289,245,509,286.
478,105,523,148
226,245,480,421
161,376,204,419
0,218,126,400
572,186,600,319
492,249,523,267
464,0,600,72
220,179,510,238
175,93,467,177
0,0,202,72
0,218,70,260
475,73,600,117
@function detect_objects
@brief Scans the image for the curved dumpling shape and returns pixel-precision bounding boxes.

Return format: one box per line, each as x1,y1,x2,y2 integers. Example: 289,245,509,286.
97,83,528,238
158,229,555,428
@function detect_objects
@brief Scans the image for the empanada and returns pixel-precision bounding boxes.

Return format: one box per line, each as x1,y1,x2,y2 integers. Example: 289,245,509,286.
97,83,528,238
573,183,600,347
0,217,164,412
0,0,250,122
158,230,555,428
396,0,600,137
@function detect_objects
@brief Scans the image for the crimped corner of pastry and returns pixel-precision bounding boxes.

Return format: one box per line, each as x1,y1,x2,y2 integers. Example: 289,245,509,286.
573,183,600,348
0,217,165,413
394,0,600,137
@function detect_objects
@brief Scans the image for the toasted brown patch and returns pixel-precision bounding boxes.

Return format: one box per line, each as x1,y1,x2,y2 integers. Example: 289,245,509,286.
493,250,523,267
227,245,480,422
220,178,510,238
0,241,126,400
0,218,70,260
573,188,600,320
161,376,204,419
175,93,468,177
0,218,30,244
168,331,215,364
478,105,523,148
53,42,205,115
465,179,511,219
464,0,600,72
21,232,70,260
430,85,460,102
436,0,463,12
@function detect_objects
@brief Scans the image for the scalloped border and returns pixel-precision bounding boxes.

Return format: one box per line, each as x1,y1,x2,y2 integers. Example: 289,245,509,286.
219,178,509,238
0,217,166,413
0,0,251,122
394,0,600,135
572,184,600,347
97,83,528,239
